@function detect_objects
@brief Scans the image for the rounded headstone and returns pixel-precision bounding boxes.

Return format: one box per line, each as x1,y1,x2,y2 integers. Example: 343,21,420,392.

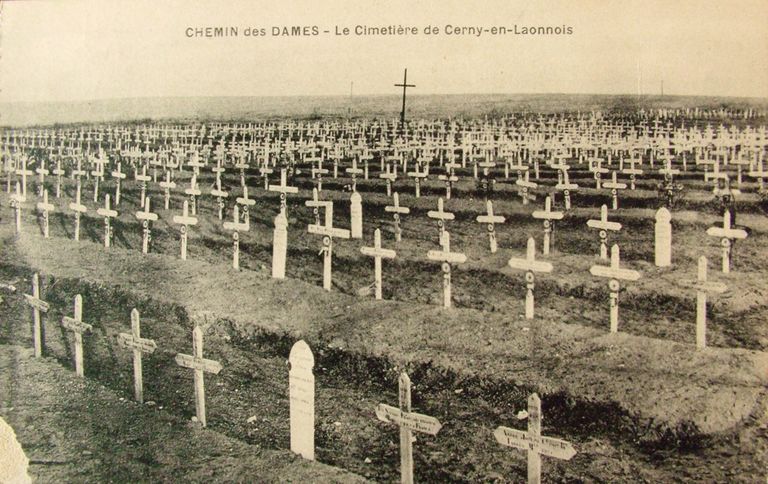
655,207,672,267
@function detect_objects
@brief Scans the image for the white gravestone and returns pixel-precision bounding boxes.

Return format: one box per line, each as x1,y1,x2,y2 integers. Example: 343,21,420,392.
350,191,363,239
654,207,672,267
289,340,315,460
272,212,288,279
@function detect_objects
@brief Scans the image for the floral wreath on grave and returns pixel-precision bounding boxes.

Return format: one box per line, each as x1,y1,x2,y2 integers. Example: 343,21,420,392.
655,179,686,208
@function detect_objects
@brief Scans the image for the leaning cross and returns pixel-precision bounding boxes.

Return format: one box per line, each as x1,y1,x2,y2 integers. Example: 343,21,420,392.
135,197,159,254
589,244,641,333
174,326,223,427
531,196,564,256
706,210,747,273
384,192,410,242
426,231,467,308
427,197,454,246
586,204,622,260
36,189,55,238
60,294,92,377
96,194,118,248
376,372,442,484
308,205,351,291
172,200,198,260
222,204,250,270
23,273,49,357
360,228,397,300
476,200,505,253
118,308,157,403
494,393,577,484
508,238,553,319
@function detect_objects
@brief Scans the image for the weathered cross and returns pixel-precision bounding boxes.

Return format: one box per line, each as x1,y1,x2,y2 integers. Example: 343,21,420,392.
588,157,609,189
175,326,223,427
494,393,577,484
90,157,105,202
602,171,628,210
531,196,564,256
394,68,415,127
111,161,127,205
621,158,643,190
554,168,578,210
384,192,410,242
438,162,460,199
60,294,92,377
308,204,351,291
53,158,66,198
305,188,333,226
268,168,299,216
68,182,88,241
96,194,118,248
36,189,55,238
345,156,364,192
706,210,747,273
586,204,622,260
118,308,157,403
311,160,329,192
259,161,274,190
9,181,26,234
379,163,398,197
135,196,159,254
476,200,505,253
35,159,49,198
16,160,34,198
134,164,151,209
184,175,202,216
508,238,553,319
427,197,454,245
376,372,442,484
159,170,177,210
210,174,229,220
426,231,467,308
407,163,428,198
360,228,397,300
589,244,641,333
23,273,49,357
684,256,727,349
235,185,256,222
222,204,250,270
516,171,537,205
172,200,198,260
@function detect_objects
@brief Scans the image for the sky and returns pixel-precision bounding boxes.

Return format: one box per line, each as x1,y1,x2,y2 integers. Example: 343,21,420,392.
1,0,767,103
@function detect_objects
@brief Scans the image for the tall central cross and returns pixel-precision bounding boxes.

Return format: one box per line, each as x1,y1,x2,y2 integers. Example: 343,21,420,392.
394,68,415,127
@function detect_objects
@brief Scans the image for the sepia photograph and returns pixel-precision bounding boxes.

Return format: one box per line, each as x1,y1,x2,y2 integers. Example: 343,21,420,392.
0,0,767,482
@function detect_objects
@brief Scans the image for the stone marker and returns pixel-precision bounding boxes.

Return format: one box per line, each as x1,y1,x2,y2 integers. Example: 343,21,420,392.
23,273,49,357
426,231,467,308
494,393,576,484
427,197,454,246
654,207,672,267
135,197,159,254
360,228,397,300
508,238,553,319
531,196,564,256
687,256,727,349
175,326,222,427
706,210,748,273
476,200,505,253
350,191,363,239
308,204,351,291
36,189,55,238
272,211,288,279
0,417,31,484
68,182,88,241
589,244,641,333
222,204,249,270
118,308,157,403
384,192,410,242
60,294,92,377
172,200,198,260
9,181,25,234
288,340,315,460
586,205,621,260
376,373,442,484
159,171,177,210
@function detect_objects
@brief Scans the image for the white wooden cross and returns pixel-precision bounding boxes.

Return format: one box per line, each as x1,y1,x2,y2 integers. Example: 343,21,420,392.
376,372,442,484
159,170,176,210
9,181,25,234
134,164,151,209
174,326,223,427
210,174,230,220
586,204,622,260
589,244,641,333
305,188,333,226
516,171,537,205
345,156,364,192
184,175,202,216
234,155,249,188
90,157,105,202
111,161,127,205
311,161,329,192
601,171,627,210
23,273,49,357
222,204,250,270
68,182,88,241
427,231,467,308
268,168,299,216
508,238,553,319
621,158,643,190
427,197,454,246
53,158,66,198
259,161,274,190
494,393,576,484
685,256,727,349
476,200,505,253
407,163,428,198
118,308,157,403
235,185,256,223
35,159,49,198
385,192,410,242
135,197,159,254
531,196,564,256
360,228,397,300
16,160,34,198
36,189,55,238
379,162,398,197
554,168,578,210
478,160,496,199
60,294,92,377
747,158,766,191
172,200,198,260
706,210,747,273
96,194,118,248
308,205,351,291
438,162,460,199
588,157,609,189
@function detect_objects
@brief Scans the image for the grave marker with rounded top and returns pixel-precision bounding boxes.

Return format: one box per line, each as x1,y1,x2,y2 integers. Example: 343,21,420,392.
68,182,87,241
222,204,249,270
494,393,576,484
589,244,641,333
360,228,397,300
272,211,288,279
426,231,467,308
376,372,442,484
135,196,158,254
60,294,92,377
586,205,622,260
385,192,410,242
172,200,198,260
23,273,49,357
36,189,55,238
288,340,315,460
118,308,157,403
476,200,505,253
350,191,363,239
174,326,222,427
706,210,747,273
531,196,564,256
508,238,553,319
654,207,672,267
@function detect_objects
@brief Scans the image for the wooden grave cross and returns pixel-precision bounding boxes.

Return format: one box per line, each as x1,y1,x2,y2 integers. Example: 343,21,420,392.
9,181,26,234
621,158,643,190
311,160,329,192
36,189,55,238
705,210,747,273
305,188,333,226
117,308,157,403
508,237,553,319
532,196,564,256
16,160,34,198
268,168,299,215
588,157,609,189
308,204,351,291
174,326,223,427
494,393,577,484
427,197,454,246
602,171,627,210
53,158,66,198
385,192,410,242
35,159,49,198
586,204,622,260
90,158,105,202
516,171,538,205
589,244,641,333
96,194,118,248
68,181,88,241
159,170,177,210
234,155,249,188
184,175,202,216
747,158,766,191
438,162,460,199
379,162,398,197
111,161,127,205
685,256,727,349
345,156,364,192
426,231,467,308
135,196,159,254
222,204,250,270
23,273,49,357
476,200,505,253
259,161,274,190
172,200,198,260
407,163,428,198
554,168,578,210
478,160,496,200
210,174,230,220
235,185,256,222
376,372,442,484
60,294,93,377
360,228,397,300
134,164,151,209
